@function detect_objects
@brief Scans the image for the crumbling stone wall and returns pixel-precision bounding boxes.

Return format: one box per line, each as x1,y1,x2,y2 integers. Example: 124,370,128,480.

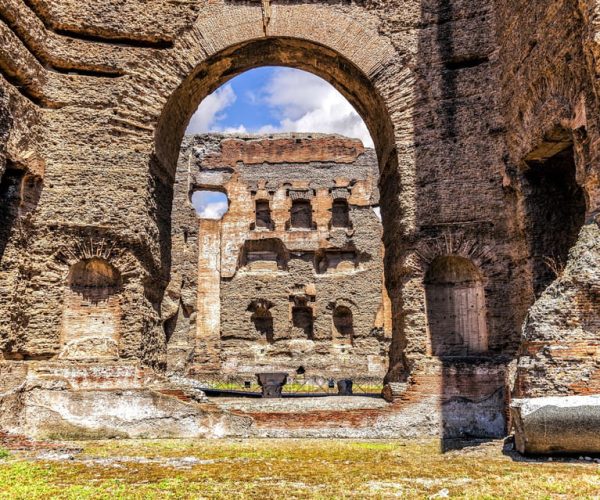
493,0,600,398
167,134,391,383
0,0,598,439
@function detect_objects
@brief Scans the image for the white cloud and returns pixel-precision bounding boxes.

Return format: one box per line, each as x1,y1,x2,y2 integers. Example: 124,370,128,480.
191,191,229,220
186,84,236,134
222,124,248,134
185,68,374,148
258,69,374,148
372,206,382,221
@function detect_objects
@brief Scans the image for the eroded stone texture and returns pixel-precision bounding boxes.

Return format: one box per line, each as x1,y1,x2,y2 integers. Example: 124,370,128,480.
512,396,600,455
494,1,600,388
168,134,391,385
0,0,598,444
0,360,252,439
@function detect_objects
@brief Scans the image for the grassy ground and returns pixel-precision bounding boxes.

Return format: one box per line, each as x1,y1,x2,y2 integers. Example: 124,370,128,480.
0,438,599,499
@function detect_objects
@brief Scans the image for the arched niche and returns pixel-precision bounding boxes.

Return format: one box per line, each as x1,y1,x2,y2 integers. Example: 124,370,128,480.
68,257,122,301
61,257,122,360
425,256,488,357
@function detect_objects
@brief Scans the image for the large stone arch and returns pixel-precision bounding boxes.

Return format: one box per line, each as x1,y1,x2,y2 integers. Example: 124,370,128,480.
148,5,400,158
143,7,413,381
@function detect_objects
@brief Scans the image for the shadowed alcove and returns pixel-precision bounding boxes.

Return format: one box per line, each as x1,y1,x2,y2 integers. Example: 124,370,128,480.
522,128,587,297
425,256,488,357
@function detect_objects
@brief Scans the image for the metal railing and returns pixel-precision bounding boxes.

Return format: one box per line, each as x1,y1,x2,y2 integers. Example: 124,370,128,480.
193,374,384,396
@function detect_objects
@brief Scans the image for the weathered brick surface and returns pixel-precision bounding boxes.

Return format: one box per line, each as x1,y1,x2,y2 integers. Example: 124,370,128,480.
0,0,598,438
168,133,390,381
203,136,365,168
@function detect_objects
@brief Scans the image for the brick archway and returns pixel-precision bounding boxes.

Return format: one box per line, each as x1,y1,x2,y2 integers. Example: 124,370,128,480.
149,10,411,381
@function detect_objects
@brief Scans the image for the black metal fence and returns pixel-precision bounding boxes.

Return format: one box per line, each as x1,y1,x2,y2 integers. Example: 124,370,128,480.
193,374,384,396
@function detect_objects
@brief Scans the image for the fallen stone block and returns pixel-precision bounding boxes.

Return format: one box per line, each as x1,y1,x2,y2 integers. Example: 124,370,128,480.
511,396,600,454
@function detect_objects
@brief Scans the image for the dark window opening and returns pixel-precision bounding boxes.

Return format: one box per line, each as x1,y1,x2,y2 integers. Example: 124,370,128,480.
292,306,314,339
331,199,351,228
248,299,275,343
0,166,42,263
0,167,23,262
523,143,586,296
252,311,274,343
333,306,354,342
254,199,273,229
164,309,179,344
290,199,313,229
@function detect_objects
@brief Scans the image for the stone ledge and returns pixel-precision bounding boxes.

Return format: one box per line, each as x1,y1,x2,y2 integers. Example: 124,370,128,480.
203,134,366,168
0,361,253,439
511,396,600,455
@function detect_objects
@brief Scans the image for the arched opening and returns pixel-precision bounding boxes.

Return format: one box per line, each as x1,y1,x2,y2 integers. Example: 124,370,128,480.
155,36,402,394
333,305,354,343
155,38,397,171
331,199,351,228
425,256,488,357
61,257,122,360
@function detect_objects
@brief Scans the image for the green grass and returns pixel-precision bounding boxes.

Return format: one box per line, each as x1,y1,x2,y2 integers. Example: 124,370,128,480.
0,439,598,499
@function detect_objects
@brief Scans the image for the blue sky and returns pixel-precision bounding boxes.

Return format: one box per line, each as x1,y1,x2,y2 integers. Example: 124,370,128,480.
187,67,373,219
186,67,373,147
191,191,229,219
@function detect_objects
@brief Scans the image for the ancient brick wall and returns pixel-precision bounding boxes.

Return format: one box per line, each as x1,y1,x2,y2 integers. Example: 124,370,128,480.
0,0,598,438
168,134,391,383
493,0,600,398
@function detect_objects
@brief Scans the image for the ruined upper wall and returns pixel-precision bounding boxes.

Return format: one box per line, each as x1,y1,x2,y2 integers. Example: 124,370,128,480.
202,135,365,168
167,133,389,380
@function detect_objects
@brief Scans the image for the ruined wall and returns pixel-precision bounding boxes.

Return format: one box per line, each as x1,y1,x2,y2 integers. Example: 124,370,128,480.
168,134,390,383
492,0,600,398
1,0,598,439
